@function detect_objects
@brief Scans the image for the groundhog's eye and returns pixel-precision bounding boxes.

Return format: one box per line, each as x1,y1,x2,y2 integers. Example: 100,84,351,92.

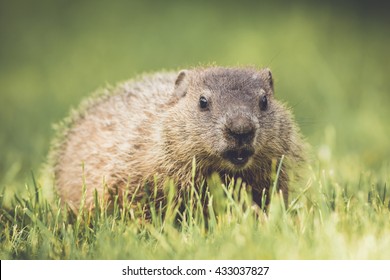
199,96,209,110
259,95,268,111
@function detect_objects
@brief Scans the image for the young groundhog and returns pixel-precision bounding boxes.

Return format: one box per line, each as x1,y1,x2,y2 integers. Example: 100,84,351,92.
48,66,306,214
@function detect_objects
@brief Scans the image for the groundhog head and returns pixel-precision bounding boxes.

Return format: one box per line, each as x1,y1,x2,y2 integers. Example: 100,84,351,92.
170,67,282,173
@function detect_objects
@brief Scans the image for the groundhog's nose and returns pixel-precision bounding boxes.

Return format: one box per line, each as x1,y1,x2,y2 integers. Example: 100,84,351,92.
226,115,255,146
228,129,255,145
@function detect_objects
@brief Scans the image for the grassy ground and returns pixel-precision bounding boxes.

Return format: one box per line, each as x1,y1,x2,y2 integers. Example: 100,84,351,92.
1,1,389,259
1,161,390,259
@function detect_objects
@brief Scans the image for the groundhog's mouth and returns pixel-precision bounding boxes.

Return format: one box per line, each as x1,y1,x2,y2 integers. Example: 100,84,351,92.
222,148,254,168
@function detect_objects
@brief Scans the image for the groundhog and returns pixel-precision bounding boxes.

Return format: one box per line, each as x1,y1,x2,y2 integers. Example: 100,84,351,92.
47,66,306,215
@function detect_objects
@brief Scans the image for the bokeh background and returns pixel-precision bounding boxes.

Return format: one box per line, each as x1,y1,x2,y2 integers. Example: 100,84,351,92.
1,0,389,192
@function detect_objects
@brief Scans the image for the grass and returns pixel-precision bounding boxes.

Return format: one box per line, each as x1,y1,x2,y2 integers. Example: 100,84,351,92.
1,1,390,259
1,158,390,259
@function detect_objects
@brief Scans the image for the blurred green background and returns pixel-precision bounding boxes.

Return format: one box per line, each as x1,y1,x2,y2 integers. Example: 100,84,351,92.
1,0,389,189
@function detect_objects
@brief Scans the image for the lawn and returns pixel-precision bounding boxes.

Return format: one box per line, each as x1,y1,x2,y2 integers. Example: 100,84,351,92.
0,0,389,259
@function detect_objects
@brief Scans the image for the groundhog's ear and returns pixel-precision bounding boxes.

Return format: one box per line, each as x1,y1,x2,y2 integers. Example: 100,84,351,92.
174,70,190,98
260,68,274,92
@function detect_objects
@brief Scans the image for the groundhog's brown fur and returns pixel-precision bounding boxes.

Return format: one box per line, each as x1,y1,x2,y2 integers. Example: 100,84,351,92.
47,66,307,213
